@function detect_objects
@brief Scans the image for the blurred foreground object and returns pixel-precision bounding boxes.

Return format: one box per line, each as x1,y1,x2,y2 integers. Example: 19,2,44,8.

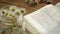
25,0,52,7
0,5,26,34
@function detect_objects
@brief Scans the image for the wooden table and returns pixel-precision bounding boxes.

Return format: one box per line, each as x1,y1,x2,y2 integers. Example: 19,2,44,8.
0,0,60,15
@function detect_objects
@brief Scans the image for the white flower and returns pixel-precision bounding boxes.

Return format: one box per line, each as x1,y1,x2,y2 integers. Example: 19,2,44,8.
9,5,18,12
1,9,8,16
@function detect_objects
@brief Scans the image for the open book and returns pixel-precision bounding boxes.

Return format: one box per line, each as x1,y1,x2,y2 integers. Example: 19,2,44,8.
24,4,60,34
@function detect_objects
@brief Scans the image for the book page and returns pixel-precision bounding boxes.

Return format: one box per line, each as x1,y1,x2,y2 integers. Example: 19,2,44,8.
27,4,58,32
24,4,59,34
31,10,58,32
55,2,60,9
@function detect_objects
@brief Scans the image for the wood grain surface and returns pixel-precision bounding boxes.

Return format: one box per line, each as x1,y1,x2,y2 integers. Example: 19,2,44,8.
0,0,59,15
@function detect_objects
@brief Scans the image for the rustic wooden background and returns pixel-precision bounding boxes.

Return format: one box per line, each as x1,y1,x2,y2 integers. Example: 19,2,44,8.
0,0,60,15
0,0,60,34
